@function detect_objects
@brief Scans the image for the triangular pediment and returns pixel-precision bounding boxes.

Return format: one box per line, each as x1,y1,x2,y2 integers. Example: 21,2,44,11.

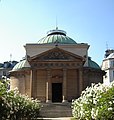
30,47,84,62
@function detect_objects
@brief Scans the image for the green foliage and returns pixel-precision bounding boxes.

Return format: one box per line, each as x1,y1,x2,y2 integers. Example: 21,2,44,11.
0,80,41,120
72,82,114,120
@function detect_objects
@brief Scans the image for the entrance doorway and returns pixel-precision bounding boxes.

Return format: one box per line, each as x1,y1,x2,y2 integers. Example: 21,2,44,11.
52,83,62,102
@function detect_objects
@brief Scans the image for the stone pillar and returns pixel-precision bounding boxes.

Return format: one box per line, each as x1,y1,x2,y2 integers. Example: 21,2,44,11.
31,70,37,98
29,70,33,98
46,69,52,103
62,69,68,103
79,69,83,94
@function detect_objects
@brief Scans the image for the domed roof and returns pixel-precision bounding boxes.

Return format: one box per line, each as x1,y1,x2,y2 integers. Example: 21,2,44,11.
12,59,30,71
38,28,77,44
88,57,100,69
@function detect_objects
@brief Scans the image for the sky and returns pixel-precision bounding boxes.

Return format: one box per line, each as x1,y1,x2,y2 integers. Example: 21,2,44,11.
0,0,114,66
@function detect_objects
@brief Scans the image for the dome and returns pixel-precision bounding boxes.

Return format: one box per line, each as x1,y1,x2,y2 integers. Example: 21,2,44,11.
38,29,77,44
88,57,100,69
12,59,30,71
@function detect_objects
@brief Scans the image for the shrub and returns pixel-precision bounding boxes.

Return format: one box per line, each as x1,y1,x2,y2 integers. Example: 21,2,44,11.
0,80,41,120
72,82,114,120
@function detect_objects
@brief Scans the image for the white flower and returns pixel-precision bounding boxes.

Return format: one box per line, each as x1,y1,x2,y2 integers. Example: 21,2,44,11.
108,107,113,111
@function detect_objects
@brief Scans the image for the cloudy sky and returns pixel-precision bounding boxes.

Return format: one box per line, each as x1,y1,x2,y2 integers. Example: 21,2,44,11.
0,0,114,65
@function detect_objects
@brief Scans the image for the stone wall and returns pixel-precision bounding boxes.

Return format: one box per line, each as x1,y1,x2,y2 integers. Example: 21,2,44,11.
67,69,79,101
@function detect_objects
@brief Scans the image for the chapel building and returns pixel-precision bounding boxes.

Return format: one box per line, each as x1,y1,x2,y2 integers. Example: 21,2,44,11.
10,28,104,103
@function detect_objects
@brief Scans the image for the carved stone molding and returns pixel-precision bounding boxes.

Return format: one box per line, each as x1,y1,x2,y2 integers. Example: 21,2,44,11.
39,51,71,60
31,62,82,69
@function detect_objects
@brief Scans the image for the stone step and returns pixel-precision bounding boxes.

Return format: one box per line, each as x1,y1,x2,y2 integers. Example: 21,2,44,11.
39,103,72,118
37,117,71,120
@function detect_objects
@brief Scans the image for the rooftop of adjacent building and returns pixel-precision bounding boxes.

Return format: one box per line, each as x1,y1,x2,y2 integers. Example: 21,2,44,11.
106,52,114,59
101,49,114,70
0,61,18,69
104,49,114,58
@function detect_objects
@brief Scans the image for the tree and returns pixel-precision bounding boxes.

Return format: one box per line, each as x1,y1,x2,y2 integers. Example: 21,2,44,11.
0,80,41,120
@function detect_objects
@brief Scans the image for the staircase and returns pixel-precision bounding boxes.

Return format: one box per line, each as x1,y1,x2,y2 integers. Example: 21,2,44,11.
39,102,72,118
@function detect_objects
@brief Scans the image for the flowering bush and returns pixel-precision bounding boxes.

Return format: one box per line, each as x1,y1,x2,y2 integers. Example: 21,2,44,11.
72,82,114,120
0,80,41,120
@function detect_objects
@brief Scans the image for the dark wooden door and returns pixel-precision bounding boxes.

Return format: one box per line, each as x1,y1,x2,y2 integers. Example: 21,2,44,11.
52,83,62,102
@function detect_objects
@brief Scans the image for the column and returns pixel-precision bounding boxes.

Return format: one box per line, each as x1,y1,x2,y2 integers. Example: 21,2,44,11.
29,70,33,98
79,69,83,94
62,69,68,103
46,69,52,103
31,70,37,98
